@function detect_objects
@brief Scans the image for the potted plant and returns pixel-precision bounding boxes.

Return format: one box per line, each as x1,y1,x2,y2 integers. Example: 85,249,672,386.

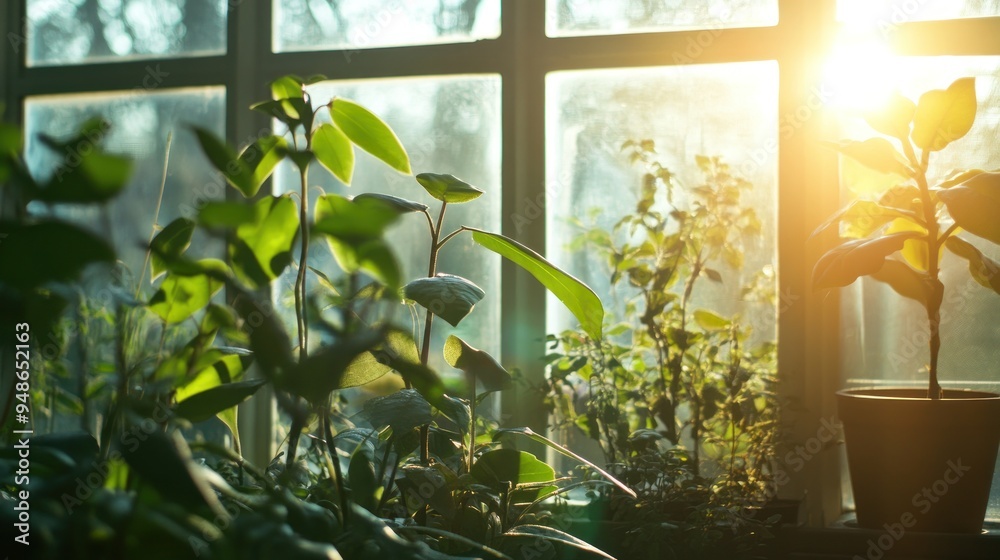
812,76,1000,533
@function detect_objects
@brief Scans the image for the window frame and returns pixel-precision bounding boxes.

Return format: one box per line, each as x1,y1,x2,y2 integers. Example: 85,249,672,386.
4,0,999,528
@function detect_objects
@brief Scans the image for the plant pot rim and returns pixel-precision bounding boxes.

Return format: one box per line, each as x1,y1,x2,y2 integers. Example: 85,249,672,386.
837,387,1000,402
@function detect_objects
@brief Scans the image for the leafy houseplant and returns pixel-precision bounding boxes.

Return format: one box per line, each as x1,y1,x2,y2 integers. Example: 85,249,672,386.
545,143,781,558
1,75,635,560
812,76,1000,533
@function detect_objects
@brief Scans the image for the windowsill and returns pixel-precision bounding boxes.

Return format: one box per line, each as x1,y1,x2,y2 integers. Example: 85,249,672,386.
767,514,1000,559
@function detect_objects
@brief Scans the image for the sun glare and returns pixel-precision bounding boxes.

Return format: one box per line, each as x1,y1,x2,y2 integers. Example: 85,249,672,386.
822,31,901,115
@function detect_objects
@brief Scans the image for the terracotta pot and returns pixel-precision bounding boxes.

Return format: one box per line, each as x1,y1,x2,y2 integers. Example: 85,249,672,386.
837,388,1000,533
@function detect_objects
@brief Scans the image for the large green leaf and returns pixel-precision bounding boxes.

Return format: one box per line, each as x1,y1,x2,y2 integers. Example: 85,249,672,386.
342,328,420,388
197,201,259,228
150,217,195,282
173,379,266,424
502,525,614,560
493,427,635,498
693,309,730,331
359,389,433,434
354,192,428,215
946,236,1000,296
148,259,227,324
415,173,483,204
36,151,132,204
824,138,911,178
469,229,604,340
312,123,355,184
870,258,930,308
911,77,977,152
812,232,921,290
313,194,401,287
938,171,1000,245
282,328,385,403
404,274,485,327
330,98,411,174
864,91,916,140
811,200,916,240
0,221,114,291
228,282,295,381
232,195,299,287
192,128,286,198
443,335,511,393
471,449,555,488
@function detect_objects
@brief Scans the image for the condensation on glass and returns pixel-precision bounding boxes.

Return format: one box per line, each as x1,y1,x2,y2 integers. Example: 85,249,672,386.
838,0,1000,25
546,0,778,37
24,87,227,275
273,0,501,53
835,56,1000,518
271,75,502,378
26,0,227,67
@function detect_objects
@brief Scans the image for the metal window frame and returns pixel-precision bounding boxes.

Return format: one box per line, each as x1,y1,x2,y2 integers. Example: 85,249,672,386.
3,0,998,528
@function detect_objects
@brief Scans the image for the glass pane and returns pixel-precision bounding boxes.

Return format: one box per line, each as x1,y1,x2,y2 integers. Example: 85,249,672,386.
272,75,502,380
546,62,779,460
546,0,778,37
24,87,227,278
834,56,1000,518
838,0,1000,25
27,0,227,67
273,0,501,53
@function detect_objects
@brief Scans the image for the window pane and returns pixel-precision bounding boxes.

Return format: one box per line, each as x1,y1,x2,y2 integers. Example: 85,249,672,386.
546,62,778,459
273,0,501,53
546,0,778,37
836,56,1000,518
24,87,227,275
272,75,502,378
838,0,1000,25
27,0,227,67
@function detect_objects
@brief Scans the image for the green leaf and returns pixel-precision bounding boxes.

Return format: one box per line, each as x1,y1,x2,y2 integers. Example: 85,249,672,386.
282,328,385,403
271,75,304,101
824,138,911,178
864,91,916,140
693,309,730,331
313,194,401,287
415,173,483,203
342,328,419,388
938,171,1000,245
173,379,266,424
811,200,916,240
911,77,977,152
470,229,604,340
228,283,295,381
359,388,432,434
192,127,251,196
331,98,411,174
0,221,114,291
404,274,485,327
232,195,299,287
493,427,635,498
240,135,288,195
946,236,1000,296
502,525,614,560
391,360,448,411
348,442,380,512
150,217,195,282
36,152,132,204
312,123,355,184
197,201,258,228
471,449,555,488
354,192,428,214
812,232,921,290
443,335,511,393
121,431,225,516
870,259,930,308
148,259,227,324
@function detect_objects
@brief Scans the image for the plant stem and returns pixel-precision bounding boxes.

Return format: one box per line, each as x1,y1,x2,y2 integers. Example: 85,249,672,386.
294,163,311,359
135,132,173,300
322,410,350,524
915,149,943,399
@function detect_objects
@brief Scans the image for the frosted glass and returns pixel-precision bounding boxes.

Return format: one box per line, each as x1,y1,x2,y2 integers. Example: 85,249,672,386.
274,0,501,53
27,0,227,67
545,61,778,336
272,75,502,377
24,87,227,277
838,0,1000,25
546,0,778,37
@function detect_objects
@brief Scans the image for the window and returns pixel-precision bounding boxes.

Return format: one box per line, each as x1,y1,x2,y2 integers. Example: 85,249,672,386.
7,0,1000,528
